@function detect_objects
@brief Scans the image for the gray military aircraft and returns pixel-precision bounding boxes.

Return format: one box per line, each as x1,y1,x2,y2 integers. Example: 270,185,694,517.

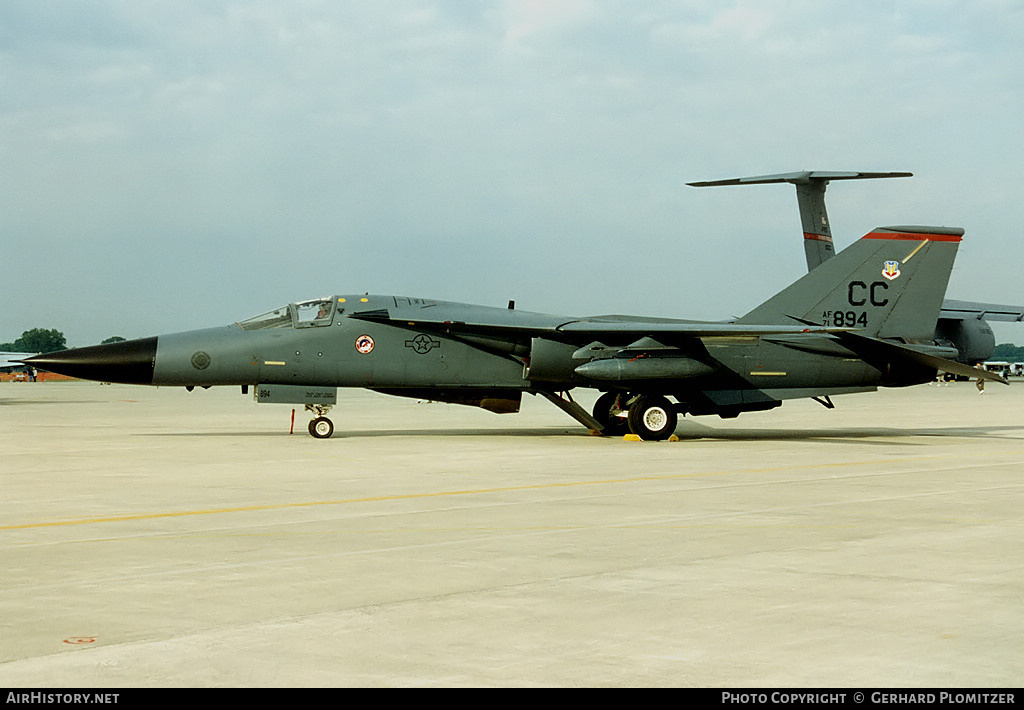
25,176,1009,440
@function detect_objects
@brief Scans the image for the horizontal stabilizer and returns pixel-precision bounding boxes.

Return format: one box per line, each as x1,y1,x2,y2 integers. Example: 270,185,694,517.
788,315,1007,384
941,299,1024,323
838,330,1007,384
687,171,912,187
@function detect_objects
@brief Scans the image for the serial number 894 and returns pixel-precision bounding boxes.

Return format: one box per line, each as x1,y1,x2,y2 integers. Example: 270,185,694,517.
823,310,868,327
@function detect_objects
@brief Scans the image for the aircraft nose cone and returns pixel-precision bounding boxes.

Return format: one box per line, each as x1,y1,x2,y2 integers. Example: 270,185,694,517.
24,337,157,384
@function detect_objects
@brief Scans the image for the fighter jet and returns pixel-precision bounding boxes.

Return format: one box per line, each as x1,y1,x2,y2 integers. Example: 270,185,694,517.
25,181,1008,440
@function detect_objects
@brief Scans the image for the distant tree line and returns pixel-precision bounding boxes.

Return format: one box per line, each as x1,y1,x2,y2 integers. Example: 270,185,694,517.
1,329,127,353
992,343,1024,361
0,328,67,353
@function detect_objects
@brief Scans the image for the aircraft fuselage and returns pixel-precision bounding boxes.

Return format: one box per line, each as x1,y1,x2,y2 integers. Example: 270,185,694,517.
116,294,889,398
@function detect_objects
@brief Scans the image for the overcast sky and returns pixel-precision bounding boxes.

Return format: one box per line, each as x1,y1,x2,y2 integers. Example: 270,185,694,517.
2,0,1022,346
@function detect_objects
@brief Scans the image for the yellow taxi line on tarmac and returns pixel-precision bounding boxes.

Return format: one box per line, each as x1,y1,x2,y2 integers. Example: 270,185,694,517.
0,453,976,532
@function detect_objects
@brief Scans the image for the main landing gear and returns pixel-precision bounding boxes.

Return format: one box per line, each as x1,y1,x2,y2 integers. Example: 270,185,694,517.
306,404,334,439
593,392,679,441
592,392,631,436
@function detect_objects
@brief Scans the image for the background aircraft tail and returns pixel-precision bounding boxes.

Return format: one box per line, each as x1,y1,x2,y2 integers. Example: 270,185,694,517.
688,171,912,270
737,226,963,341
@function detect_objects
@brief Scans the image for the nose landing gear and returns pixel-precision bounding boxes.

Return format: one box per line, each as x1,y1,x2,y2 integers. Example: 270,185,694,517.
305,404,334,439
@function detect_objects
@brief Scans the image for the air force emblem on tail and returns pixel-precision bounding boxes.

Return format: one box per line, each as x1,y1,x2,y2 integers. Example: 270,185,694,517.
882,260,901,280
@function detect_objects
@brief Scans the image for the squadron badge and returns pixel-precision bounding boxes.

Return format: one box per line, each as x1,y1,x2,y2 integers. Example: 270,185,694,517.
882,260,901,281
355,335,375,354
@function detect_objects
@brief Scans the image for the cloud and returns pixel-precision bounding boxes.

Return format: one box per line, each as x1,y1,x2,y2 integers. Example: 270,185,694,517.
1,1,1022,345
501,0,597,47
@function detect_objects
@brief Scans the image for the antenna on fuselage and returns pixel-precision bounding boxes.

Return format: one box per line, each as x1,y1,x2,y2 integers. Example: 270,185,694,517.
688,171,913,271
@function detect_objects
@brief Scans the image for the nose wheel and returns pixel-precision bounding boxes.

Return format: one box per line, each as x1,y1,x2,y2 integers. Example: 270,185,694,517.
308,416,334,438
305,405,334,439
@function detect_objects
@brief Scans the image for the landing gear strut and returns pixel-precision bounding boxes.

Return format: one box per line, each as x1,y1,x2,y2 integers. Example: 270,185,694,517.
592,391,632,436
305,404,334,439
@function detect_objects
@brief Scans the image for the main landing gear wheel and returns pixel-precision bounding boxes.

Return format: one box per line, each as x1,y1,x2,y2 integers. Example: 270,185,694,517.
308,416,334,439
593,391,631,436
627,395,677,441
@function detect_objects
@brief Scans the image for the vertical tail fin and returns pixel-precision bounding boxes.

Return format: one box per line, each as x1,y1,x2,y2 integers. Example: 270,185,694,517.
794,179,836,269
737,226,963,341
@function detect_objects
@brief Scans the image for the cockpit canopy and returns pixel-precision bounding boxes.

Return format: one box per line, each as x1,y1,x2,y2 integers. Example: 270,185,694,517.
238,297,339,330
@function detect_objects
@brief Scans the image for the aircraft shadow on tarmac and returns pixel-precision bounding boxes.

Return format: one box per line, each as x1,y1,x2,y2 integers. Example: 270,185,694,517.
147,422,1024,443
151,426,595,439
673,424,1024,446
0,398,111,407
